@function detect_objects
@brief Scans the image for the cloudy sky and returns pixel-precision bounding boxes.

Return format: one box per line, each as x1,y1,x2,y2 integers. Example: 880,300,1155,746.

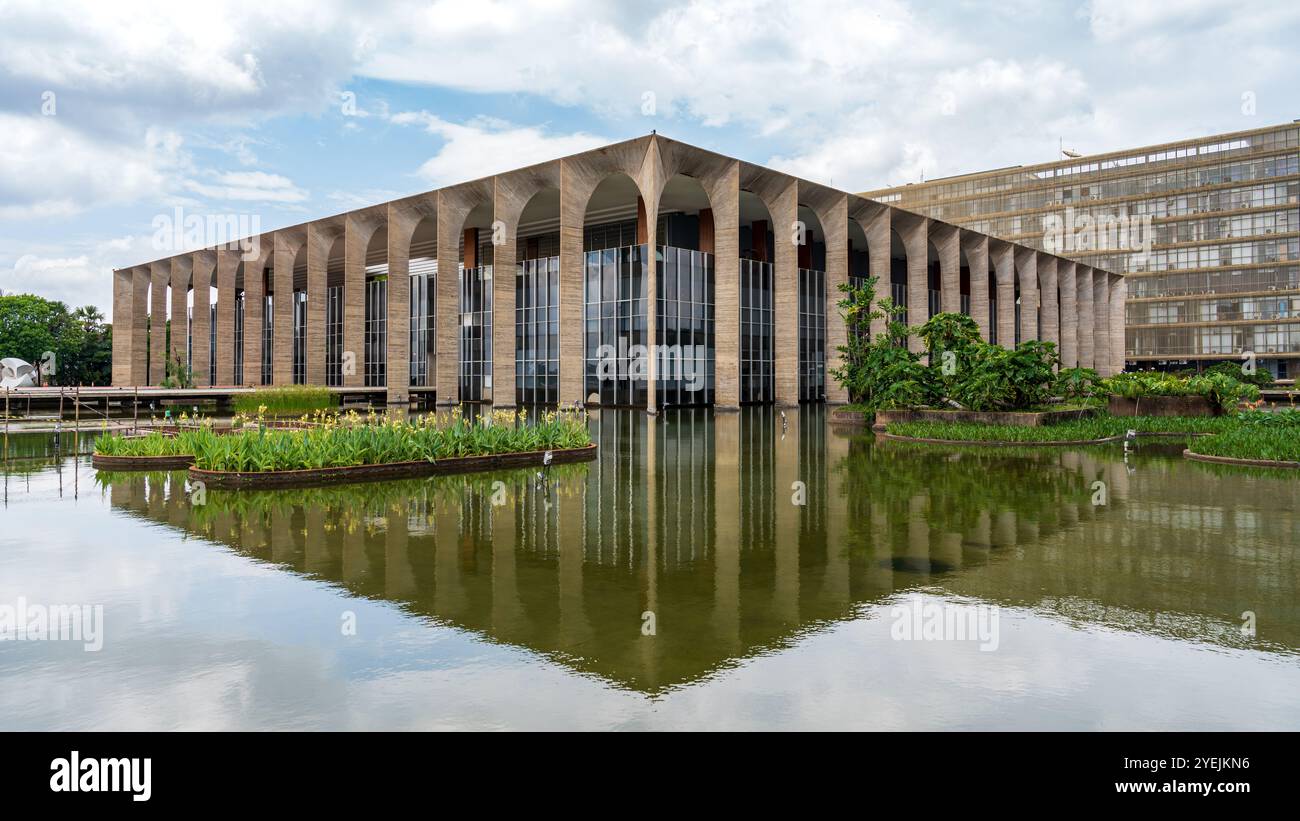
1,0,1297,319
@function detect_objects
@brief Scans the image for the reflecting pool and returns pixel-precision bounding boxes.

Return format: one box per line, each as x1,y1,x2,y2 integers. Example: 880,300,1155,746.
1,409,1297,730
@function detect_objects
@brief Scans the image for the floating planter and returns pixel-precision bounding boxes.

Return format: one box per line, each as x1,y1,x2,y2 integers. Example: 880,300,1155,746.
1182,450,1300,469
188,444,598,490
91,452,195,470
872,407,1098,433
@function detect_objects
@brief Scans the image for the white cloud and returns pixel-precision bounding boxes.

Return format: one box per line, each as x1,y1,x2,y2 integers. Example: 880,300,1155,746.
390,113,608,186
0,233,156,320
183,171,309,203
0,114,184,219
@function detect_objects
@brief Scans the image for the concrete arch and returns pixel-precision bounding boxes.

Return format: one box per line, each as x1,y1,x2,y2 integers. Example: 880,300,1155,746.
272,227,306,385
960,230,991,339
306,217,345,386
233,238,275,385
655,172,717,408
434,181,492,404
388,195,436,399
191,250,216,387
343,206,388,389
889,209,929,354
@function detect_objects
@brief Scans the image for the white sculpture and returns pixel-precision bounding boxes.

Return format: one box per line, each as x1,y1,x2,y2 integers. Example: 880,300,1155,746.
0,358,37,389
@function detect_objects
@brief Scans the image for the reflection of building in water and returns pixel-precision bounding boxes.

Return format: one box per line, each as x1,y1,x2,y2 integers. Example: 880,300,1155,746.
103,413,1300,693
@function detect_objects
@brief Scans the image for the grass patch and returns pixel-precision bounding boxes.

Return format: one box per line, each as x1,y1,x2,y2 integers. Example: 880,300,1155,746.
232,385,336,417
93,430,192,457
98,408,591,473
886,415,1239,443
1185,409,1300,463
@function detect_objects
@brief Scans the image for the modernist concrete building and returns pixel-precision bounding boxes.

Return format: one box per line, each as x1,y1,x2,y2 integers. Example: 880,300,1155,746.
112,134,1122,408
865,121,1300,378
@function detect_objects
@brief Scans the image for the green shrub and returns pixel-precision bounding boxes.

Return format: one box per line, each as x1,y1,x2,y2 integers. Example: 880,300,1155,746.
232,385,336,416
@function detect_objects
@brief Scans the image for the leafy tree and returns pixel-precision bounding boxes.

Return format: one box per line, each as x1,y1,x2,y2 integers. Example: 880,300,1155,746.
0,294,113,385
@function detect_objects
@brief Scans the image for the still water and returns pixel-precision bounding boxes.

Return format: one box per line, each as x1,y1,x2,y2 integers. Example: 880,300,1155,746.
1,408,1297,730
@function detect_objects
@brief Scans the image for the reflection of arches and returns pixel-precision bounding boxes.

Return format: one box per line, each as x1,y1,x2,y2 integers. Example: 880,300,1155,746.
655,173,715,408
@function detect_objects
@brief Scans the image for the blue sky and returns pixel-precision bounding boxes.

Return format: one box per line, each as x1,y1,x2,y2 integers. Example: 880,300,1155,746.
1,0,1297,319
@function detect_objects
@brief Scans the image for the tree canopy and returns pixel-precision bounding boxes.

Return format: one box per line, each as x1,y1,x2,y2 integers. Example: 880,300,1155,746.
0,294,113,386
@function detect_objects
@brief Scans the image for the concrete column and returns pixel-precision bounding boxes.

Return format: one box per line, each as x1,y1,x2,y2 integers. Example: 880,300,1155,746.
1077,266,1095,369
273,233,296,385
932,223,960,314
191,252,214,387
864,208,891,341
488,186,515,409
558,161,585,407
305,224,335,387
1094,270,1111,376
435,196,468,405
1110,275,1127,374
992,242,1015,349
1038,254,1059,358
769,179,799,407
1058,261,1078,368
242,258,264,387
963,233,990,341
169,257,191,379
387,208,415,404
343,217,369,389
214,250,238,386
711,162,741,410
1015,248,1038,342
111,269,136,385
894,211,928,354
149,262,169,385
819,193,849,404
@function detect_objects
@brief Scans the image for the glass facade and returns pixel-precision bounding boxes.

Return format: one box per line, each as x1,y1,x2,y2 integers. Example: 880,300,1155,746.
409,257,436,387
365,274,387,388
325,285,343,387
233,291,244,385
740,258,774,404
516,255,559,405
798,267,827,402
209,304,216,385
584,245,648,407
458,265,493,402
656,246,714,407
292,291,307,384
261,292,273,385
865,124,1300,371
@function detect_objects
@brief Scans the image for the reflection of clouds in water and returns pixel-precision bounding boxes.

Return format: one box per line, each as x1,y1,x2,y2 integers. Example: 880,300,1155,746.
3,422,1300,731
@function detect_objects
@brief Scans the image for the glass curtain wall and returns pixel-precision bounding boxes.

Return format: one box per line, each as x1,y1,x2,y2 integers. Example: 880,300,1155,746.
740,258,774,404
516,255,559,405
408,257,436,387
209,304,217,385
364,270,387,387
292,291,307,384
325,285,343,387
233,292,244,385
458,265,493,402
261,285,273,386
584,245,648,407
656,246,714,407
798,267,827,402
